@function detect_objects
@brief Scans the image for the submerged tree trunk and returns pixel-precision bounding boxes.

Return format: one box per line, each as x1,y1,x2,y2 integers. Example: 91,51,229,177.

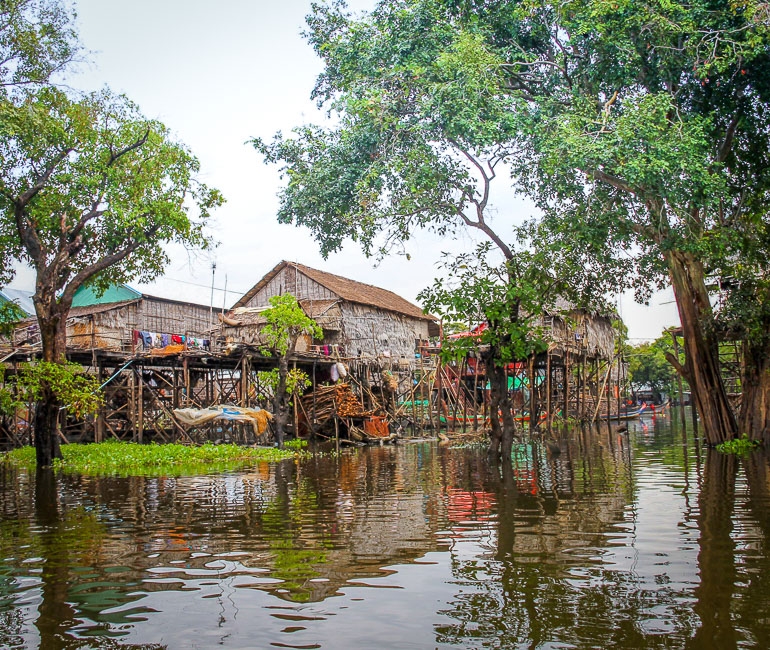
272,354,290,447
485,349,516,460
739,337,770,443
34,312,67,467
667,251,737,445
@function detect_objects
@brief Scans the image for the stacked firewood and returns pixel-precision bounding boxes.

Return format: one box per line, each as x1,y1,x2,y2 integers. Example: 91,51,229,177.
300,383,375,424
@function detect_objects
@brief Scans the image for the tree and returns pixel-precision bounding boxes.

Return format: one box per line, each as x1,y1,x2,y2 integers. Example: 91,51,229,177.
0,0,79,93
0,86,222,465
0,0,79,288
420,242,556,456
263,0,769,445
258,295,321,447
627,340,678,404
0,299,25,338
441,0,767,444
255,0,622,457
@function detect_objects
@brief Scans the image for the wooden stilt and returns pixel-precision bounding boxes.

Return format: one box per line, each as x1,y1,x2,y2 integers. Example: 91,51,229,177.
672,331,687,430
137,368,144,444
564,351,571,424
129,370,136,441
312,360,317,439
471,350,480,432
95,360,104,443
529,354,536,433
546,351,552,434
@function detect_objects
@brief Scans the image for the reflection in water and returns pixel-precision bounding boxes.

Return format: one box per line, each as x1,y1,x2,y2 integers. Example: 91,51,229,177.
0,415,769,648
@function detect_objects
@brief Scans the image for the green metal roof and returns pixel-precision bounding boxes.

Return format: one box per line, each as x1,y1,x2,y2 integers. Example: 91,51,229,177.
71,284,141,307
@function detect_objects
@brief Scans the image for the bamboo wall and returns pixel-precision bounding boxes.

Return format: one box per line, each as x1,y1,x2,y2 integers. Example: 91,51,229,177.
65,298,215,352
545,311,615,360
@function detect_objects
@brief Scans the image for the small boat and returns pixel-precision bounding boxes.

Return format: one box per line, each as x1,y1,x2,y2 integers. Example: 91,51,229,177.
614,403,648,420
440,410,562,426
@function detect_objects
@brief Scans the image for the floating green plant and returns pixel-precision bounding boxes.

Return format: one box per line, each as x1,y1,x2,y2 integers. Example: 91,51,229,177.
1,440,300,476
716,434,761,455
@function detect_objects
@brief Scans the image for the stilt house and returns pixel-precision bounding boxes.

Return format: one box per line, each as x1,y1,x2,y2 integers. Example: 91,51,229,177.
10,285,215,353
221,261,438,365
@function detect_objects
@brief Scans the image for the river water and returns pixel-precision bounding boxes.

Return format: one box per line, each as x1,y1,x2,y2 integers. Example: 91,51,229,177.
1,413,769,649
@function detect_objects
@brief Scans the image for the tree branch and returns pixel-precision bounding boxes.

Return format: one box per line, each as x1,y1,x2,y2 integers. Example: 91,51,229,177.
59,223,160,310
716,112,740,163
664,351,689,382
17,147,72,205
589,168,634,195
108,127,150,165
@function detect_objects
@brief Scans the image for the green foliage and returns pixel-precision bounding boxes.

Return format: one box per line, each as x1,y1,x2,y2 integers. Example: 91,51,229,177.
0,0,79,94
420,241,554,365
0,86,222,297
283,438,308,450
260,295,322,357
15,361,102,417
627,338,681,401
717,434,762,454
263,0,770,340
0,299,24,337
257,368,312,397
0,0,79,288
0,376,17,418
1,440,299,475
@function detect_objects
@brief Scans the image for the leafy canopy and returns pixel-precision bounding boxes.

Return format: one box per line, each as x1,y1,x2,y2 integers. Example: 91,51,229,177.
0,86,223,303
627,337,682,399
259,0,770,306
0,0,79,94
12,361,102,418
260,294,323,357
258,295,322,397
421,241,556,364
0,300,25,337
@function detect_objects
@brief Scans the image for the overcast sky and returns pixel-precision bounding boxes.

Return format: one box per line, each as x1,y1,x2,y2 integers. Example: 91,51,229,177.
9,0,680,341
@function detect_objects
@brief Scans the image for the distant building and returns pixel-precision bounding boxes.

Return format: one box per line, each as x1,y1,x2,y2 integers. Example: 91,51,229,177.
11,284,214,353
222,261,438,364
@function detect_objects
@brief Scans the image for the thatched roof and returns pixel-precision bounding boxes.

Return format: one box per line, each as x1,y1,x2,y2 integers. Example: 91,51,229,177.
233,261,435,322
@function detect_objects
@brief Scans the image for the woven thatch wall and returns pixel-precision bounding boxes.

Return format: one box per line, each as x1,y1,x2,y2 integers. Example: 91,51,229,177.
543,310,615,360
64,299,214,351
220,301,428,364
138,298,213,337
66,303,138,350
339,303,429,363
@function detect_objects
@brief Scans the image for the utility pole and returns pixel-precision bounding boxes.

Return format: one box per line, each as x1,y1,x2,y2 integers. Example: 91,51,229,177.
209,262,217,326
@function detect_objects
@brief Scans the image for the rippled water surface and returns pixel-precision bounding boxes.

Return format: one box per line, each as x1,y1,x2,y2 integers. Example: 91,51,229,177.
2,413,770,648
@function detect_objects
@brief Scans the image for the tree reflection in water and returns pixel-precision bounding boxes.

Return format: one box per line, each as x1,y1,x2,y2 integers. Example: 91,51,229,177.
0,419,769,647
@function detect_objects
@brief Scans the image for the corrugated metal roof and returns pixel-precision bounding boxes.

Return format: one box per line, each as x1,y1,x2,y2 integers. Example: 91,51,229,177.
234,261,435,322
0,288,35,316
17,299,141,324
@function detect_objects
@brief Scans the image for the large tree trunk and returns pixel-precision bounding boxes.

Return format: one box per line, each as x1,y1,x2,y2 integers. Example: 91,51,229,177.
485,352,517,459
667,251,736,445
272,354,290,447
739,338,770,443
34,313,67,467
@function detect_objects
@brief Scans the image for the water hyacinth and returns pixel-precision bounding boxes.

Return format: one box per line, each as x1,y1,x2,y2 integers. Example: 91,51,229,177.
1,441,302,476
